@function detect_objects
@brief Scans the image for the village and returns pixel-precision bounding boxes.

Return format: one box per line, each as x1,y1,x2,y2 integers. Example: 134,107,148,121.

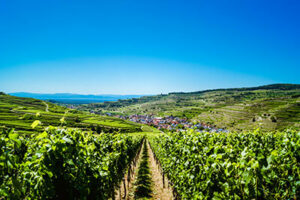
64,104,227,133
108,113,227,133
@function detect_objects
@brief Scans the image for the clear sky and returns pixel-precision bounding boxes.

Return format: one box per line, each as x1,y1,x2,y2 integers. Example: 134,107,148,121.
0,0,299,94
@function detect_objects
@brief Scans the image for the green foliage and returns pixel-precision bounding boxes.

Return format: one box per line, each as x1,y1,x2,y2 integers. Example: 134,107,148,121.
0,129,27,199
31,120,41,129
20,113,34,120
0,128,142,199
0,94,144,134
149,129,300,199
78,84,300,132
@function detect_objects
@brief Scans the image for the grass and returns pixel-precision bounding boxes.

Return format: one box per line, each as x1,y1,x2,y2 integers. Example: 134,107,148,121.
83,118,138,128
126,125,163,138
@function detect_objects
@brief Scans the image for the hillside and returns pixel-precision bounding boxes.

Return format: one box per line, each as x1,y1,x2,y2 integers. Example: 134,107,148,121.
0,93,146,134
78,84,300,131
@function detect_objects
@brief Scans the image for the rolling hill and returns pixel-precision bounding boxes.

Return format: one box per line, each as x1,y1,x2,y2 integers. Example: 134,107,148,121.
77,84,300,131
0,93,145,134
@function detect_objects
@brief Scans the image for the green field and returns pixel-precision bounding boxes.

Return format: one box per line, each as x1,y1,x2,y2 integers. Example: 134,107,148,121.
0,93,151,134
79,84,300,131
0,92,164,199
0,87,299,199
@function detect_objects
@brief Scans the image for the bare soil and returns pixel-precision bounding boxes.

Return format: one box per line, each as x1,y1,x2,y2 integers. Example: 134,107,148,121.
115,141,174,200
146,142,174,200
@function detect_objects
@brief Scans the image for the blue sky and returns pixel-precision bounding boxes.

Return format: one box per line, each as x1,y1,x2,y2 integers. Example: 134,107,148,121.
0,0,299,94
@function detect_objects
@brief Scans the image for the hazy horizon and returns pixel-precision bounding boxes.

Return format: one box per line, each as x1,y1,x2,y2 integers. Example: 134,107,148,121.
6,83,299,96
9,92,150,96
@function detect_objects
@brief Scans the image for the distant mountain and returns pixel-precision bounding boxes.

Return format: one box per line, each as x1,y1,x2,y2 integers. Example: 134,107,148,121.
9,92,145,104
169,83,300,94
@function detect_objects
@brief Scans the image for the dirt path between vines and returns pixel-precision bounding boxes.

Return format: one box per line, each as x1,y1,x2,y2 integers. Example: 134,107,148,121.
115,141,174,200
146,142,174,200
114,142,144,200
126,142,144,200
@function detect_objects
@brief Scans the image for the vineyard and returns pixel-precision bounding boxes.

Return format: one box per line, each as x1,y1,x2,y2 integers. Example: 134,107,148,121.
82,84,300,132
150,129,300,199
0,93,144,135
0,128,142,199
1,124,299,199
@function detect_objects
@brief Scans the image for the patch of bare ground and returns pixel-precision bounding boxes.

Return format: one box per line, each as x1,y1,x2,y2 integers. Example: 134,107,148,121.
146,142,174,200
114,143,144,200
114,141,174,200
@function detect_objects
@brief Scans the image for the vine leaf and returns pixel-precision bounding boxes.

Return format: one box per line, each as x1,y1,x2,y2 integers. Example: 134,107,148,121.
31,120,41,129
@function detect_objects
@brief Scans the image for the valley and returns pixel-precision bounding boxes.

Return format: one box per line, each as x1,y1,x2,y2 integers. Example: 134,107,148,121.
1,84,299,199
77,84,300,132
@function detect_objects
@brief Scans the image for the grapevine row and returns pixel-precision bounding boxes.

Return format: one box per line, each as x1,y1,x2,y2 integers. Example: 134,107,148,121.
149,129,300,199
0,128,143,199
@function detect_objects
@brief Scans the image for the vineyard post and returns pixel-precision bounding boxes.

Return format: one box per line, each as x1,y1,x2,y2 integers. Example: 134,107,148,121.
119,185,121,200
127,167,131,182
123,177,126,199
112,186,115,200
163,172,165,188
